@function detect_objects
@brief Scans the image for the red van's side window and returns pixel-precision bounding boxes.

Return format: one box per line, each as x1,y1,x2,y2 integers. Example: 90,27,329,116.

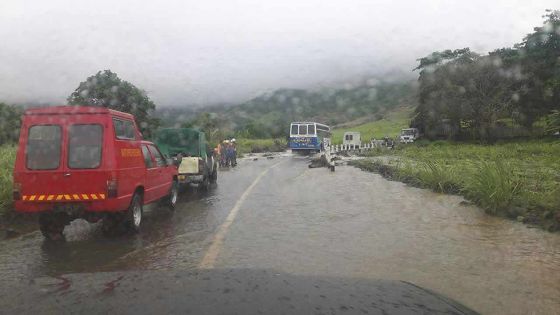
68,124,103,169
113,119,136,140
148,145,166,167
26,125,62,170
141,145,154,168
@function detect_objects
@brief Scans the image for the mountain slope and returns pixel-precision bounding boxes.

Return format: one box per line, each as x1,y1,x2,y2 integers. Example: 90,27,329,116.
157,80,417,138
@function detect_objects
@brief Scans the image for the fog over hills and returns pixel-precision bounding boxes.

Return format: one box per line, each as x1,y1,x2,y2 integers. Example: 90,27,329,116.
1,0,556,107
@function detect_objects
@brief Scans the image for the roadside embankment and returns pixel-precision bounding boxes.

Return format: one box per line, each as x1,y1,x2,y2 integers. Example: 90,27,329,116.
349,139,560,232
0,145,15,217
0,145,37,239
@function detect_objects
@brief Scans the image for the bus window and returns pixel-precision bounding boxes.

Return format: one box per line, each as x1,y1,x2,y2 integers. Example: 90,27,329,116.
291,124,298,135
308,124,315,135
299,125,307,135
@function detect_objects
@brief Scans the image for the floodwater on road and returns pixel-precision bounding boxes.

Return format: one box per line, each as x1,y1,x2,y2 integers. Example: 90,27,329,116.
1,154,559,314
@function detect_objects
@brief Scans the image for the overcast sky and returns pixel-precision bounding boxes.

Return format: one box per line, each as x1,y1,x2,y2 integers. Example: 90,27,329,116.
0,0,556,107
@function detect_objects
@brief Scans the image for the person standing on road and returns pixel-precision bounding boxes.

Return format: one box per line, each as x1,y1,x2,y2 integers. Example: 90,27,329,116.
221,140,229,166
231,138,237,166
225,141,235,167
214,142,221,163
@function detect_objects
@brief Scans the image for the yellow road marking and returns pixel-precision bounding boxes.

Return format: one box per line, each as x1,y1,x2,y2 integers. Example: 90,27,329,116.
91,194,98,200
81,194,89,200
72,194,80,200
64,195,71,200
57,195,63,200
38,195,45,201
47,195,54,201
199,160,283,269
99,193,105,199
29,195,36,201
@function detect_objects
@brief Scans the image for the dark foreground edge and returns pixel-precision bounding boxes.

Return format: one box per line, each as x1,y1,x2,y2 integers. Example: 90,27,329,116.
1,269,479,315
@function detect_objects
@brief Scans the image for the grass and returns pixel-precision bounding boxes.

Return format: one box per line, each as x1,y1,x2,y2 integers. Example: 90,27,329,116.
331,106,412,144
462,160,522,214
236,138,287,155
352,139,560,231
0,145,16,216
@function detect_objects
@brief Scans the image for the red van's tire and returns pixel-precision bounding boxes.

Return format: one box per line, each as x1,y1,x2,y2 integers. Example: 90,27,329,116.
165,180,178,210
126,193,143,232
39,212,67,241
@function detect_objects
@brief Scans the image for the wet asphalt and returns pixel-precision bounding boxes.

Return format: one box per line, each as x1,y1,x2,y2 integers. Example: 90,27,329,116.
0,153,559,314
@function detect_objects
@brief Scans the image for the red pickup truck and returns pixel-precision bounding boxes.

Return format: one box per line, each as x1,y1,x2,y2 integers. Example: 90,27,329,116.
12,106,178,239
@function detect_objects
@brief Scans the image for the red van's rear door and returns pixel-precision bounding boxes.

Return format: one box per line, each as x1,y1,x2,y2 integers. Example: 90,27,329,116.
18,114,109,202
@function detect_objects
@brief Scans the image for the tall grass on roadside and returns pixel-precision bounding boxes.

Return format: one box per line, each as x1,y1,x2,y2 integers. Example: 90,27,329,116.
0,146,16,216
462,160,522,214
415,160,460,193
352,139,560,231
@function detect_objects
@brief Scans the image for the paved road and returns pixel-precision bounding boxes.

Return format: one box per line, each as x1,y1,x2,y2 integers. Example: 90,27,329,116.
1,153,559,314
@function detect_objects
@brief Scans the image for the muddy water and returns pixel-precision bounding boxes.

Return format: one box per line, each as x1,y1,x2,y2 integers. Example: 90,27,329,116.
0,154,559,314
216,158,560,315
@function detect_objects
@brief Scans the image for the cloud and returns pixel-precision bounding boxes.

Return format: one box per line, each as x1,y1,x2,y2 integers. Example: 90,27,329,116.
0,0,556,106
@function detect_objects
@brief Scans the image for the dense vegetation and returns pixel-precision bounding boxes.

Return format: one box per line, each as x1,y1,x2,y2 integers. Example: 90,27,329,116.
352,139,560,231
0,103,23,145
0,146,16,216
68,70,161,138
412,10,560,141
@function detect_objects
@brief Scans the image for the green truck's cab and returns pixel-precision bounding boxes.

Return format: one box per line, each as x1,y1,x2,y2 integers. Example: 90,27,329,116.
154,128,217,189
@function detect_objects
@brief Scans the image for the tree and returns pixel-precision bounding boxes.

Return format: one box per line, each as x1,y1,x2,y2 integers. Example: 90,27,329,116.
514,10,560,127
68,70,160,138
181,112,226,147
413,49,516,141
412,48,478,139
545,110,560,134
0,103,24,145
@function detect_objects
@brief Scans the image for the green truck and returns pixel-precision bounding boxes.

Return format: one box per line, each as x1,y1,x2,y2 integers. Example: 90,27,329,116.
154,128,218,189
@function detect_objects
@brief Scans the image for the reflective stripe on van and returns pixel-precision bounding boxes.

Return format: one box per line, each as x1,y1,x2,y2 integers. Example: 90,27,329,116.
22,193,106,201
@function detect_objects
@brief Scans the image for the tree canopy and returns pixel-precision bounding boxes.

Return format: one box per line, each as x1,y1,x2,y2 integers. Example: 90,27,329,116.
412,10,560,141
68,70,160,138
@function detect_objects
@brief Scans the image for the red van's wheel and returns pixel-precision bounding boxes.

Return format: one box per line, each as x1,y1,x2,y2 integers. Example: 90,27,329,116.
39,212,67,241
126,193,143,232
165,180,178,210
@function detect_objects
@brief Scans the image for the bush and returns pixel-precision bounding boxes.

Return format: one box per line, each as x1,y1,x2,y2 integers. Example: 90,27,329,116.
0,146,16,216
415,160,460,193
462,160,522,214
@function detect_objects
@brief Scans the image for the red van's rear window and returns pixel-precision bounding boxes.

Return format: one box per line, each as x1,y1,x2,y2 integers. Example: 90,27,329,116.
68,124,103,169
26,125,62,170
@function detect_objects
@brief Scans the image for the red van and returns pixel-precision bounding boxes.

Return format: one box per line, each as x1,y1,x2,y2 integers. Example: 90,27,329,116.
13,106,179,239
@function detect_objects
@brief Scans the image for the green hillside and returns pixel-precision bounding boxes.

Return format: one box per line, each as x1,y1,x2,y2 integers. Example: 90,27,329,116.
157,80,417,139
331,106,413,144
